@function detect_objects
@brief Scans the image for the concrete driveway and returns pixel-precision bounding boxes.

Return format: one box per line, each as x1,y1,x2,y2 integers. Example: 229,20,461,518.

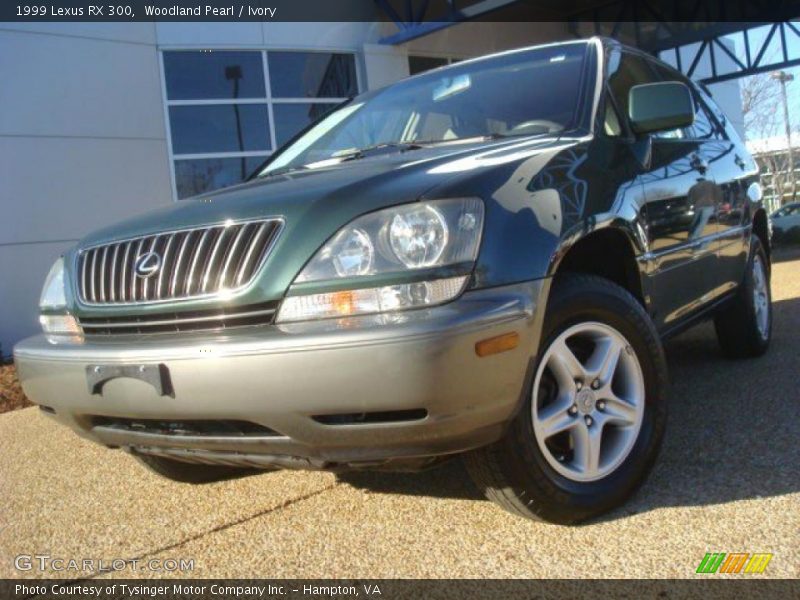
1,248,798,579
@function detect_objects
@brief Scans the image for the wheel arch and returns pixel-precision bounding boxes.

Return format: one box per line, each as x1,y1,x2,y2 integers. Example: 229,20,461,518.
549,223,646,307
752,207,771,261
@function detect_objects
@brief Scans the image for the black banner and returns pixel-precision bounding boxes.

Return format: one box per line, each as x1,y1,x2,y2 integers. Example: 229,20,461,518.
1,0,799,23
3,579,799,600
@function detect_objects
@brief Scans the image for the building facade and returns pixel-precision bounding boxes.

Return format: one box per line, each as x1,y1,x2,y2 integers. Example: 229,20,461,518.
0,22,743,353
747,135,800,213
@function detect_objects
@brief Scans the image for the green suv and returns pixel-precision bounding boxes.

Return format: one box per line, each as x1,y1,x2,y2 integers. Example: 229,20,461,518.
15,38,770,524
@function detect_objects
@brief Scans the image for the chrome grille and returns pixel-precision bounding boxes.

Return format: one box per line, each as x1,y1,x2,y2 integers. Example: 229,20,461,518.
76,219,282,305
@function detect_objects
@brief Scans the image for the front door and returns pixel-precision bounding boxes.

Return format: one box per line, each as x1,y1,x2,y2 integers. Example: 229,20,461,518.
606,50,722,331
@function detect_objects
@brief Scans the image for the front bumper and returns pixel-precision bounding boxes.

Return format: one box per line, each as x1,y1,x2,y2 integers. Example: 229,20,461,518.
14,281,545,470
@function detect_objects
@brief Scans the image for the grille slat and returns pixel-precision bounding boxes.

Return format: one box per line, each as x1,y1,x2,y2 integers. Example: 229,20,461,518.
130,238,144,303
78,300,278,334
99,246,108,302
77,219,282,305
184,228,212,297
140,236,157,302
201,227,230,293
89,249,98,302
109,244,120,303
236,222,268,286
119,241,132,302
79,252,89,304
156,234,176,300
170,231,192,298
219,224,250,290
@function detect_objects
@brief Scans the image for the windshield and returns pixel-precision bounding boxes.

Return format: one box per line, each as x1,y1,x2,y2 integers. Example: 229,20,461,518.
259,42,590,176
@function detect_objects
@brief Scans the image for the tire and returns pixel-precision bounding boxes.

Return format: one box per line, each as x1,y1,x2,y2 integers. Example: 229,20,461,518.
134,452,256,484
714,235,771,359
464,274,669,524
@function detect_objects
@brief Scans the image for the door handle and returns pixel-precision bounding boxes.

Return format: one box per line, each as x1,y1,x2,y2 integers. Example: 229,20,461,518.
690,154,708,174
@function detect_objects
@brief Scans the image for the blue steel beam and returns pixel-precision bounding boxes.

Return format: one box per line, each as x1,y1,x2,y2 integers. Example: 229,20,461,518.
377,0,522,45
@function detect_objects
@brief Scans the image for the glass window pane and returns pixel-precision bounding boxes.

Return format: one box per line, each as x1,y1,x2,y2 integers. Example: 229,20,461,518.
175,156,268,199
409,56,449,75
689,98,722,140
169,104,271,155
269,52,357,98
607,52,663,119
273,103,339,147
163,51,266,100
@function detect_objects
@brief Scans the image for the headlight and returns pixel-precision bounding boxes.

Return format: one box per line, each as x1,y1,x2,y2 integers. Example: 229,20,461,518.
39,257,81,336
296,198,483,282
39,258,67,310
278,198,484,322
329,228,374,277
388,205,448,268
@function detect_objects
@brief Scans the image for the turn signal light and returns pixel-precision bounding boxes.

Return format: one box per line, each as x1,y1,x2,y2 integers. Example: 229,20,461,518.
475,332,520,357
331,291,356,315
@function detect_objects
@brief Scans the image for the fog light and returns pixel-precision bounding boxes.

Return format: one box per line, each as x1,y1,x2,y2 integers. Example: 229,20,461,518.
39,314,82,336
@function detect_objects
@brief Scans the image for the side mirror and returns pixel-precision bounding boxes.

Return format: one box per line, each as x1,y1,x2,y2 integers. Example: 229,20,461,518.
628,82,694,135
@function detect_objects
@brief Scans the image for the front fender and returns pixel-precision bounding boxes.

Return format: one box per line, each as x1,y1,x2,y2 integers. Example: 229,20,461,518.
428,138,648,288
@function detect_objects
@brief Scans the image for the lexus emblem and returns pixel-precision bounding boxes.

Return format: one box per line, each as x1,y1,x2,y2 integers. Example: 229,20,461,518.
134,251,162,278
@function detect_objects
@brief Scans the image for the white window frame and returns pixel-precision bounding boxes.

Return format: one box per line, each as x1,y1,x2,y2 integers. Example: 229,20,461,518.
158,47,362,201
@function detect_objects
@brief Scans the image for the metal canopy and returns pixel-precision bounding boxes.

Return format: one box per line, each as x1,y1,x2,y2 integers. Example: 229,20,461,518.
375,0,522,45
638,21,800,84
375,0,800,84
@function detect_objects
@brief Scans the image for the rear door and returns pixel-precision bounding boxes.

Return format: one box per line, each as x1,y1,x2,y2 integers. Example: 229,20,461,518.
695,87,758,291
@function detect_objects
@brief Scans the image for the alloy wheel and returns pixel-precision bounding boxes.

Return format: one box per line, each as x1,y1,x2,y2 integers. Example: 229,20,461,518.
752,254,770,340
531,322,645,482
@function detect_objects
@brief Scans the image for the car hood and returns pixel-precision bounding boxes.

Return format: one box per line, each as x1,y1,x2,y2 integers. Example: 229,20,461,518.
72,135,581,313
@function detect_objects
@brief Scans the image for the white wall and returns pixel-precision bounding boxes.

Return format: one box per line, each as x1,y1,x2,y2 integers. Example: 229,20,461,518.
0,24,172,354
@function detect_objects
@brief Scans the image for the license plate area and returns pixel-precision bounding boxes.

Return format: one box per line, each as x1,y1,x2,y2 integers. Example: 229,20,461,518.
86,363,174,397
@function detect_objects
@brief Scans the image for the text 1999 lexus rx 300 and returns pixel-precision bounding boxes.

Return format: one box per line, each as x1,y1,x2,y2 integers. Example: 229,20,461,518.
15,38,771,524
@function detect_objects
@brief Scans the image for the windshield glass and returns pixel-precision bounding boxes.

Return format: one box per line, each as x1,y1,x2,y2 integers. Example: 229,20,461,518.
259,42,589,176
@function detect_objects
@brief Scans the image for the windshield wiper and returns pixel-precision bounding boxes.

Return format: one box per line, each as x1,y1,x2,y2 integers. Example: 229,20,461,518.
333,141,426,162
260,133,520,177
258,164,310,178
416,133,512,145
333,134,515,162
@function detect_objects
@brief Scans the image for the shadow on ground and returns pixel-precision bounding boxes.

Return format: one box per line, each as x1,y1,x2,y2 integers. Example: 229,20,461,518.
338,292,800,521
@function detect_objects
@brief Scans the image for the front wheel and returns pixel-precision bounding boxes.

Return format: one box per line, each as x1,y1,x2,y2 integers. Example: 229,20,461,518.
464,274,669,524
